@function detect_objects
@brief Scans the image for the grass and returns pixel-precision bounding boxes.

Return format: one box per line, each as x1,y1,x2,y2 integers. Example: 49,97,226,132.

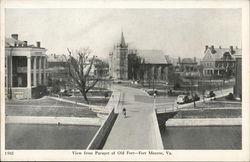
6,106,97,118
184,99,242,109
5,97,98,118
60,96,110,106
174,108,242,119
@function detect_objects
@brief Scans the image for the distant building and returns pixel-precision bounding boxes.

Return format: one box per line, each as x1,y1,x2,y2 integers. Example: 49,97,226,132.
109,32,128,80
5,34,48,99
176,57,200,77
201,45,241,77
47,54,68,86
234,52,242,99
129,49,171,81
47,54,102,89
109,32,172,81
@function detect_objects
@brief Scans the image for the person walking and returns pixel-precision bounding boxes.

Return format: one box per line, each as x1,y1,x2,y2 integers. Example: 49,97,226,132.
122,107,126,118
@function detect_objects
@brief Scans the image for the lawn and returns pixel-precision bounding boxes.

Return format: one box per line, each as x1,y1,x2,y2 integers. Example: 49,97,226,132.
5,97,97,118
174,108,241,119
60,96,110,106
184,100,242,109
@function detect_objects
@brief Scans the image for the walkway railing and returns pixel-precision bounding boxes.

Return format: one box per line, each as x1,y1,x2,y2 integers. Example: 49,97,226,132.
155,102,178,114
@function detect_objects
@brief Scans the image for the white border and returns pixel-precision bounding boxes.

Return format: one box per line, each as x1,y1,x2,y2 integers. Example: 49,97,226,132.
1,0,249,161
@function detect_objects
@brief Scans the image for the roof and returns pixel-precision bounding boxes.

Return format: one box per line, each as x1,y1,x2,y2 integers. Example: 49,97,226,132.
47,54,66,62
137,50,169,64
5,38,24,47
5,37,45,49
234,49,242,56
205,47,241,60
165,55,178,65
120,32,126,47
181,58,197,64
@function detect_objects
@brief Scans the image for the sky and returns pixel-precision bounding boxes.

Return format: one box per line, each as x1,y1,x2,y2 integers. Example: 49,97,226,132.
5,8,241,59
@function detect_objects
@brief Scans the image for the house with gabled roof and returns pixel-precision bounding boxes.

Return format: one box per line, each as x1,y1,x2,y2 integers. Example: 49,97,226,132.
201,45,241,77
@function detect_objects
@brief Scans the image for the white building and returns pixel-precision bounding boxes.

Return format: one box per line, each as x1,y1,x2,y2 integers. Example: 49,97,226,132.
5,34,48,99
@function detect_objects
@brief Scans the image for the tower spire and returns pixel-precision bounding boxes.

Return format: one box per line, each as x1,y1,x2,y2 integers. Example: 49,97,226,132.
120,31,126,47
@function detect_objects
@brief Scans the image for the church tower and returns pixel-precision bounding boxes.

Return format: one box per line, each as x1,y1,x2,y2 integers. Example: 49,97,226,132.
109,32,128,80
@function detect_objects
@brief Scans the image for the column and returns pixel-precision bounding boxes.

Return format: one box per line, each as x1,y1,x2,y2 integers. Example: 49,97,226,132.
43,57,47,85
33,56,37,86
157,66,161,80
164,66,168,81
38,56,42,85
27,56,31,88
151,66,155,79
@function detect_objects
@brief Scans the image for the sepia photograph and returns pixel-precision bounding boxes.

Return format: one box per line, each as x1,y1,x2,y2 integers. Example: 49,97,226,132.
1,0,249,161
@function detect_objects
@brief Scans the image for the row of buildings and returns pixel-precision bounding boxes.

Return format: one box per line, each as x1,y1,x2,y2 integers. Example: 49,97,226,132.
109,32,242,98
109,32,242,80
4,33,242,99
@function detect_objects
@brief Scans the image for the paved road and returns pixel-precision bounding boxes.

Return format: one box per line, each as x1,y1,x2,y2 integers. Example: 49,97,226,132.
103,85,163,149
155,87,234,113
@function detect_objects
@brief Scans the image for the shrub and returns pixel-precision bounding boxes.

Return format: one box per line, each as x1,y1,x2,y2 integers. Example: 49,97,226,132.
226,92,234,100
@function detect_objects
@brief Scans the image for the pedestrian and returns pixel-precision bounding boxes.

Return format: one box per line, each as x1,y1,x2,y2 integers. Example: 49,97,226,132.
122,107,126,118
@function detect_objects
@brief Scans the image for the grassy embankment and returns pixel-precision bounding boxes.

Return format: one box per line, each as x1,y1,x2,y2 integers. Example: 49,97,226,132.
6,90,112,118
175,99,242,119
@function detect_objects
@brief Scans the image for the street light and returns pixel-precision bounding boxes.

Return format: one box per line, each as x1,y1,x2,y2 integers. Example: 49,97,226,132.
153,92,156,110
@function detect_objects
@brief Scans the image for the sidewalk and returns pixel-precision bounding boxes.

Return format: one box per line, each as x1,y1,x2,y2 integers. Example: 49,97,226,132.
165,118,241,127
6,116,102,126
47,96,104,112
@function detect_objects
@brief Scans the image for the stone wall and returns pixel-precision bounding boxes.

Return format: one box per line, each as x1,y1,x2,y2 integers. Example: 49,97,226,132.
86,108,118,149
86,91,121,149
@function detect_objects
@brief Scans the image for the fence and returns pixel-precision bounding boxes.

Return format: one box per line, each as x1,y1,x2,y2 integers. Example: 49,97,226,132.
155,101,178,114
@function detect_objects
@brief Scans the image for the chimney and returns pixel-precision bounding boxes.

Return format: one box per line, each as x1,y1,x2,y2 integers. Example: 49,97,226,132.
194,57,196,62
219,46,221,49
23,41,28,47
36,41,41,48
230,46,235,54
11,34,18,40
205,45,208,51
236,46,238,49
211,45,216,54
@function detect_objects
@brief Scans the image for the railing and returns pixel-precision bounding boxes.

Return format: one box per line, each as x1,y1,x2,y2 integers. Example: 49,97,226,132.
155,102,178,114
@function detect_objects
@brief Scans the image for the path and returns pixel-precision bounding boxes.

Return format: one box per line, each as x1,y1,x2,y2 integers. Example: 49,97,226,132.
103,85,163,149
6,116,102,126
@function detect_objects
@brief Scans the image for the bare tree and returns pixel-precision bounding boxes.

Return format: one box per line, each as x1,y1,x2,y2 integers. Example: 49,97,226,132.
65,48,98,104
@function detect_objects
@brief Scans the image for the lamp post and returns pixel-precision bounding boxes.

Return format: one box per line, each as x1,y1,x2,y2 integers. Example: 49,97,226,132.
153,92,156,110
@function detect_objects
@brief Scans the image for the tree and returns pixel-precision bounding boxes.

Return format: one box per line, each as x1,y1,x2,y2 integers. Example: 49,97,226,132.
65,48,98,104
138,58,145,86
128,54,141,80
